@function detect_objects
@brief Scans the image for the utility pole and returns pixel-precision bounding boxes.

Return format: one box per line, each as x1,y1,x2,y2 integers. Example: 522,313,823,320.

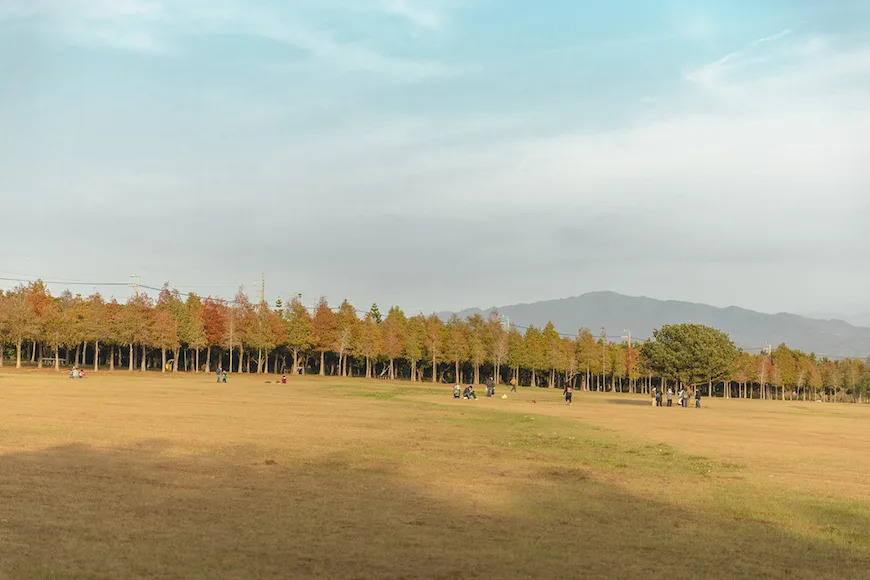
259,273,265,305
600,327,607,391
621,329,632,348
129,275,140,299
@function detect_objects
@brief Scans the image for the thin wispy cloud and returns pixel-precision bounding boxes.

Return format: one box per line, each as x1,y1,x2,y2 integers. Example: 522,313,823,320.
1,0,458,78
685,28,791,86
378,0,445,30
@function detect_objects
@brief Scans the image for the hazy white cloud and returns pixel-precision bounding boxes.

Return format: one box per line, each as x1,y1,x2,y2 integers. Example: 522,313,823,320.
2,3,870,316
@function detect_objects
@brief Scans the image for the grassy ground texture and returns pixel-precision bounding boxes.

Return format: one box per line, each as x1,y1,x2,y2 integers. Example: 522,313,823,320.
1,370,869,578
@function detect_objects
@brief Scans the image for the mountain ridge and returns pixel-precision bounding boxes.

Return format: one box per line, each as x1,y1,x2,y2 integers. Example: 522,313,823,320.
437,291,870,358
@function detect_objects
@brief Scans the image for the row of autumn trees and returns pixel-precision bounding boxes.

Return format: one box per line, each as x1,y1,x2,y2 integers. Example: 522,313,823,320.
1,281,868,403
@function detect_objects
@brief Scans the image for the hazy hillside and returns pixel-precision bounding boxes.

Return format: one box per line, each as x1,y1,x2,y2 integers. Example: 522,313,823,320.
439,291,870,358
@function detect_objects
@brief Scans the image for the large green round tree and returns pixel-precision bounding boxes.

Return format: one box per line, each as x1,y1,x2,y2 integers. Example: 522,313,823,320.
640,324,739,389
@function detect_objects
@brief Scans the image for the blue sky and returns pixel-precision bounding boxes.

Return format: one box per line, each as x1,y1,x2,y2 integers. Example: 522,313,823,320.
1,1,869,320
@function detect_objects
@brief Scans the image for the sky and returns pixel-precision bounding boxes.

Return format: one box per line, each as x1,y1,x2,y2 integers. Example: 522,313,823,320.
1,0,869,320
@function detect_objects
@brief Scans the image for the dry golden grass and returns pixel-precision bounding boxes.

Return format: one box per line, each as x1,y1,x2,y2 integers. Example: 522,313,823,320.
1,369,869,578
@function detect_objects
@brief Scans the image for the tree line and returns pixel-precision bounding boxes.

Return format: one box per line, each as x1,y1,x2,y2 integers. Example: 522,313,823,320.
0,281,868,403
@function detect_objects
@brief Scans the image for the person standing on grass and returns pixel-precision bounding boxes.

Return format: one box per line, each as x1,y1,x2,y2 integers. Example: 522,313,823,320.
666,387,673,407
680,388,689,408
695,387,702,408
216,366,222,383
655,387,663,407
510,377,517,392
486,376,495,398
565,384,573,405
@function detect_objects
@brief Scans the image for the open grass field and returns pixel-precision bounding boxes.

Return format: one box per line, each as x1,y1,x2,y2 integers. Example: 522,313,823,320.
2,370,870,579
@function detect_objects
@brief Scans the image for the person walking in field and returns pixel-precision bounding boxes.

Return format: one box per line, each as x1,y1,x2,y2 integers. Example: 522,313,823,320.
222,370,228,383
695,387,702,408
565,384,573,405
216,366,222,383
510,377,517,392
666,387,673,407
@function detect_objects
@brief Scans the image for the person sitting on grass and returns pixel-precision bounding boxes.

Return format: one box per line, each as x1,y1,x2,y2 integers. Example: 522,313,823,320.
281,375,287,384
463,385,477,400
453,384,461,399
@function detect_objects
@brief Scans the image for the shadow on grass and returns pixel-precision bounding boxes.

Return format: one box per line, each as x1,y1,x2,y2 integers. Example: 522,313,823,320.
1,441,869,579
606,398,657,407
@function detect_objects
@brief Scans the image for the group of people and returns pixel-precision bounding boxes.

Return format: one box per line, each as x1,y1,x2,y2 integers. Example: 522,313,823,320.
68,366,86,379
215,367,228,383
654,386,701,408
454,384,478,399
453,376,502,401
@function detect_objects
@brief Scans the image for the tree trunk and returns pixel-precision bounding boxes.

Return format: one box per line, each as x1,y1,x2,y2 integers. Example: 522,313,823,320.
237,346,244,373
366,356,371,379
161,348,167,373
0,344,4,367
320,351,325,376
431,357,437,383
389,358,395,380
128,344,134,371
410,359,417,383
54,343,60,371
205,347,211,373
172,347,179,372
30,340,36,363
92,340,99,372
109,346,115,371
16,339,23,368
455,360,460,383
257,348,263,374
474,364,480,385
292,349,299,376
141,345,146,371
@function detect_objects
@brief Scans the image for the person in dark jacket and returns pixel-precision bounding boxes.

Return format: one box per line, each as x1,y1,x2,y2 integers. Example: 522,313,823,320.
695,387,702,408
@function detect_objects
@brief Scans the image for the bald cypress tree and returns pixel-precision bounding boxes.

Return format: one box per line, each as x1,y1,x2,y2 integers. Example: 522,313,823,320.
311,297,337,376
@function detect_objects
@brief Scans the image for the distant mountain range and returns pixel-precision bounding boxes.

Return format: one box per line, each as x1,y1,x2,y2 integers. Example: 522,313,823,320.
439,291,870,359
